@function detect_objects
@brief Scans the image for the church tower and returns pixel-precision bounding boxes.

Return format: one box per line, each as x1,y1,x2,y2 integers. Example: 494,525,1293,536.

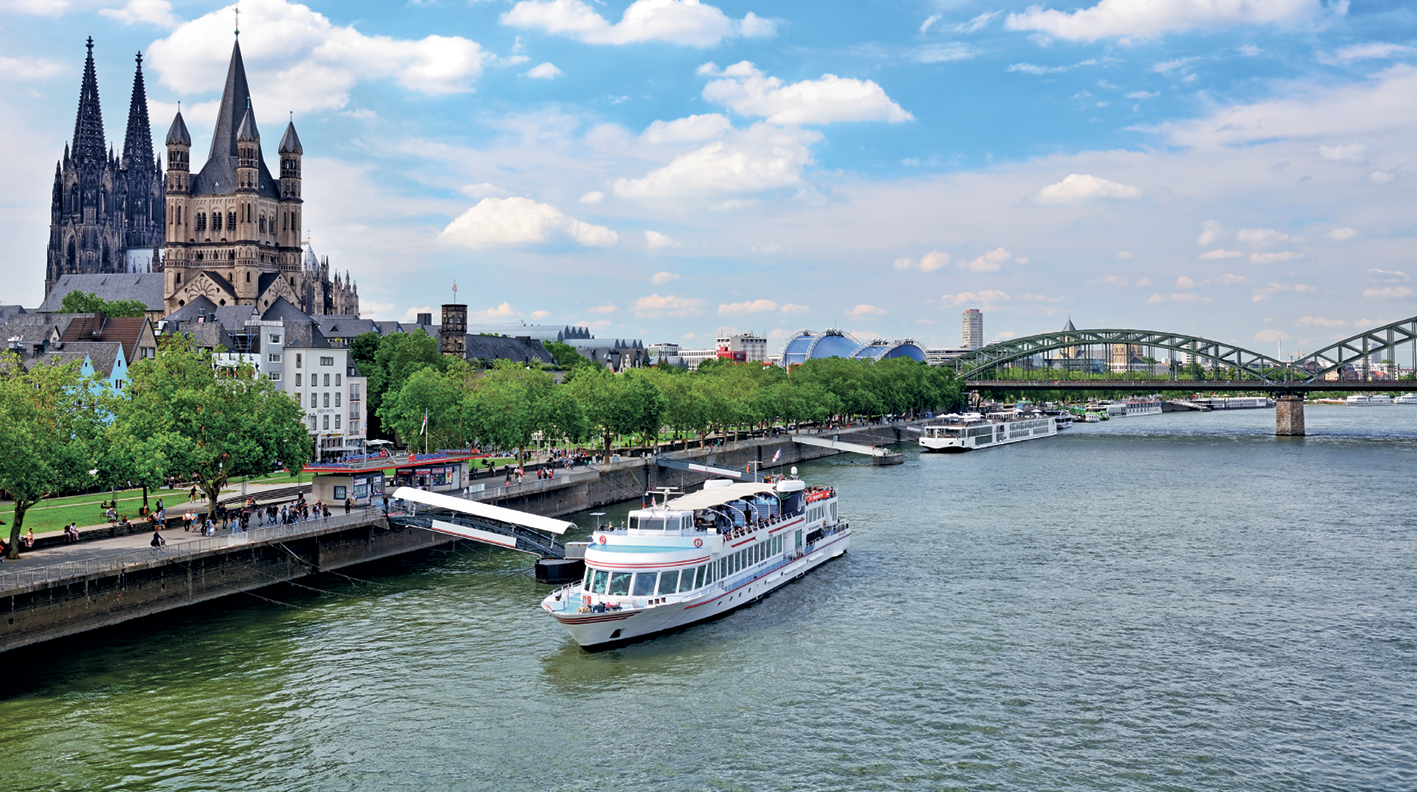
163,106,191,303
119,52,164,269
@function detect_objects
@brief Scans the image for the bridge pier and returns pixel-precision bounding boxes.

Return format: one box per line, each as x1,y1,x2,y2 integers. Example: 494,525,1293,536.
1275,395,1305,436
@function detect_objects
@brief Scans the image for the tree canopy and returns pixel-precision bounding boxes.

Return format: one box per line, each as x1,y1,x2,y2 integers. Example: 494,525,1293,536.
58,291,147,318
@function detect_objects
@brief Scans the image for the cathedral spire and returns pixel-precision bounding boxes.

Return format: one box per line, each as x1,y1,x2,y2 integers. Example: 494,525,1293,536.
208,40,254,163
122,52,154,173
72,37,107,164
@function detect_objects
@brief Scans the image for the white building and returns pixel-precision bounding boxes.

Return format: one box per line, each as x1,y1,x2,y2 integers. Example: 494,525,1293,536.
962,309,984,350
716,332,768,362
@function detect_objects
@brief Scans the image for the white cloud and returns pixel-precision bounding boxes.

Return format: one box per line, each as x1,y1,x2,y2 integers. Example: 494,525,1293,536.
586,304,618,314
719,299,779,315
439,197,618,249
401,306,433,323
1254,328,1293,343
149,0,485,113
1008,63,1068,75
919,251,951,272
847,304,887,318
1200,249,1245,259
1236,227,1291,246
1035,174,1142,204
779,303,810,314
645,230,681,249
1101,275,1129,286
1153,56,1201,74
579,191,605,204
651,270,681,284
0,55,65,80
1176,275,1196,288
957,11,1001,33
529,310,551,320
1252,282,1318,302
526,62,563,79
1127,91,1159,99
1004,0,1327,42
1250,250,1302,263
892,257,913,271
99,0,178,28
1116,251,1133,260
641,113,733,143
461,182,511,199
960,247,1020,273
612,122,819,199
1326,227,1359,241
1147,292,1210,303
1197,219,1227,246
1321,42,1414,64
501,0,770,48
1318,142,1377,162
920,14,940,34
1364,286,1414,300
1,0,71,16
1368,170,1396,184
1297,316,1346,327
942,290,1011,306
633,294,706,317
472,302,522,322
1366,268,1410,283
700,61,912,125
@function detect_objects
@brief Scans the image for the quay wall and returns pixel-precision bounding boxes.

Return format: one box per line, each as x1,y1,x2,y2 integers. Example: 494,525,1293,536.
0,422,915,654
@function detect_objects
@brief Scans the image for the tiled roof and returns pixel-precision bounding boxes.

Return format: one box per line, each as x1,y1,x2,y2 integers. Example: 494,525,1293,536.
38,273,165,312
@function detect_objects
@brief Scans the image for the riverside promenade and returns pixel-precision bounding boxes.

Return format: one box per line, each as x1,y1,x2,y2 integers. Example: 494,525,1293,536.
0,420,922,653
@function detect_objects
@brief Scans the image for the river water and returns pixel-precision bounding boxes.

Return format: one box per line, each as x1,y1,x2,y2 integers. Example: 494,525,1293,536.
2,406,1413,791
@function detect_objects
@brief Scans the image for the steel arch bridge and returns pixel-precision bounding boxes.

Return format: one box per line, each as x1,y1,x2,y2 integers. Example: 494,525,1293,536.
949,315,1417,385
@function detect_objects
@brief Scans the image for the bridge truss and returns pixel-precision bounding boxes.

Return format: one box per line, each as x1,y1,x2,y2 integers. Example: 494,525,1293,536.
949,315,1417,385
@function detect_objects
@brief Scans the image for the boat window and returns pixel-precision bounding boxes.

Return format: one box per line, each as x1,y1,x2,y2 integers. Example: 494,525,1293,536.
632,572,657,596
678,568,697,593
582,567,594,590
719,558,727,578
608,572,632,596
635,516,668,531
658,570,679,595
591,569,609,595
696,565,706,588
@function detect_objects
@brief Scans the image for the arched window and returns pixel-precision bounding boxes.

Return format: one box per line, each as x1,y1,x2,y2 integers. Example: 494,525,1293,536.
175,272,181,284
67,237,76,266
246,272,251,282
212,212,221,231
227,210,236,230
196,212,206,232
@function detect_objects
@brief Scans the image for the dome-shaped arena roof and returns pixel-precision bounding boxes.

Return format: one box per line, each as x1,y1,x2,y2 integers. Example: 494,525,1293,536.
851,339,926,363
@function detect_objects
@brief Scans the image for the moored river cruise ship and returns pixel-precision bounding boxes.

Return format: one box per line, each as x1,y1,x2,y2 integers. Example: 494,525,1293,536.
542,474,849,650
917,411,1057,452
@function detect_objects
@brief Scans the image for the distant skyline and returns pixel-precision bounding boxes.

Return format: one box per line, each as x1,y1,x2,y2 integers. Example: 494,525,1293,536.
1,0,1413,355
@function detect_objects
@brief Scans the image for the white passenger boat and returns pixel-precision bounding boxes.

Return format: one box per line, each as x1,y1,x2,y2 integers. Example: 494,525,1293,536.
541,474,849,650
1125,397,1163,416
1395,393,1417,405
918,411,1056,452
1345,394,1393,405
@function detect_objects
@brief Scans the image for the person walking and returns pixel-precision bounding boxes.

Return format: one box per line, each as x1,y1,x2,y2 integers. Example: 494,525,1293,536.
344,497,352,514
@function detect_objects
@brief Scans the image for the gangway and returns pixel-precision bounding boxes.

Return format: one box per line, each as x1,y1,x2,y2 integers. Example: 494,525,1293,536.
654,456,763,481
792,434,903,466
385,487,586,583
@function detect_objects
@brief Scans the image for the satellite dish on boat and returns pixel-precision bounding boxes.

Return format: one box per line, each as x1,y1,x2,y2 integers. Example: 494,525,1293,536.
790,466,798,478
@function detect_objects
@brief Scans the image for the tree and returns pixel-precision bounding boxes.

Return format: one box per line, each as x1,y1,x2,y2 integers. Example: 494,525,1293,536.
377,363,472,450
58,290,147,318
114,337,311,520
367,331,447,444
544,341,593,370
348,331,386,438
0,354,106,558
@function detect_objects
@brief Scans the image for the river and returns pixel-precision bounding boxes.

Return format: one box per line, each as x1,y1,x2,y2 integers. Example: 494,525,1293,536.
2,406,1413,791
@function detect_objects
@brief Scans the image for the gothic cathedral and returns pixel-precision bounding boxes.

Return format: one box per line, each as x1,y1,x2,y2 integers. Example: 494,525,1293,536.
46,39,164,293
46,38,358,318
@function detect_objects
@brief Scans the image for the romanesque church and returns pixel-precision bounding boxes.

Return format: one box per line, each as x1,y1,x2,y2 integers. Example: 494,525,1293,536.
45,38,357,318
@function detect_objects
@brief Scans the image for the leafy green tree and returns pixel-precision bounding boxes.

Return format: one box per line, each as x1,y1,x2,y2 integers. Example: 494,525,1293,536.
348,331,386,437
378,362,473,450
0,353,106,557
115,337,311,520
544,341,594,370
367,331,448,444
58,290,147,318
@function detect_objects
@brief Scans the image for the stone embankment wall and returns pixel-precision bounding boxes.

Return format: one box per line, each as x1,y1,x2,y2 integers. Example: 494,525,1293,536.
0,422,916,654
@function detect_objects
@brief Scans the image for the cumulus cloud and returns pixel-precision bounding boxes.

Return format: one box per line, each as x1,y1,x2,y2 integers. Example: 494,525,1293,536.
501,0,772,48
942,290,1011,306
847,304,887,318
579,191,605,204
641,113,733,143
1254,328,1293,343
1326,227,1359,241
439,197,618,249
1200,249,1245,259
1176,275,1196,288
1250,250,1302,264
1197,220,1227,246
612,122,820,199
1252,282,1318,301
1236,227,1291,246
1368,170,1396,184
1364,286,1414,300
526,62,563,79
1298,316,1346,327
961,247,1021,273
699,61,912,125
1035,174,1142,204
149,0,485,113
1004,0,1327,42
651,270,681,284
99,0,179,28
894,250,951,271
0,55,66,80
1366,268,1410,283
1318,142,1377,162
529,310,551,320
719,299,779,315
780,303,810,314
633,294,706,317
645,231,681,249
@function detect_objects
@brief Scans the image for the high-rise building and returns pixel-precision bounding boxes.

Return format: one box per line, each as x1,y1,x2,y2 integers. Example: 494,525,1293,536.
962,309,984,350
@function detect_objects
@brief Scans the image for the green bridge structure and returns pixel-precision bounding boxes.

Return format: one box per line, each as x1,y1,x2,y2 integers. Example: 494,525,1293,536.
945,314,1417,436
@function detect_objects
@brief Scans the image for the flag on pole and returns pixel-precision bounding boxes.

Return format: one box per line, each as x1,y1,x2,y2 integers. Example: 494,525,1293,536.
420,409,428,436
772,448,782,463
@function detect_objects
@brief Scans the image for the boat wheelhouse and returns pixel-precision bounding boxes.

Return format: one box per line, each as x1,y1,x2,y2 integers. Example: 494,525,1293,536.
541,474,849,650
918,411,1057,453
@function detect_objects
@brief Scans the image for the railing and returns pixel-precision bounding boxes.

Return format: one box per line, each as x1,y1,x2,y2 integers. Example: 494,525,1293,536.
0,509,386,593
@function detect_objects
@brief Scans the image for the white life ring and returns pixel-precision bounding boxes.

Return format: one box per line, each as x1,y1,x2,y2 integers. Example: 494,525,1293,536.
694,538,703,548
597,535,607,544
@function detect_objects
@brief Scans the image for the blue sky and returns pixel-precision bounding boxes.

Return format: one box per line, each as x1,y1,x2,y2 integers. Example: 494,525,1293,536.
1,0,1413,356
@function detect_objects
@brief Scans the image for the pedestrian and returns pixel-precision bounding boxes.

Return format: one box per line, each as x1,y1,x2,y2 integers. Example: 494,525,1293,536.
22,528,34,549
344,497,352,514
